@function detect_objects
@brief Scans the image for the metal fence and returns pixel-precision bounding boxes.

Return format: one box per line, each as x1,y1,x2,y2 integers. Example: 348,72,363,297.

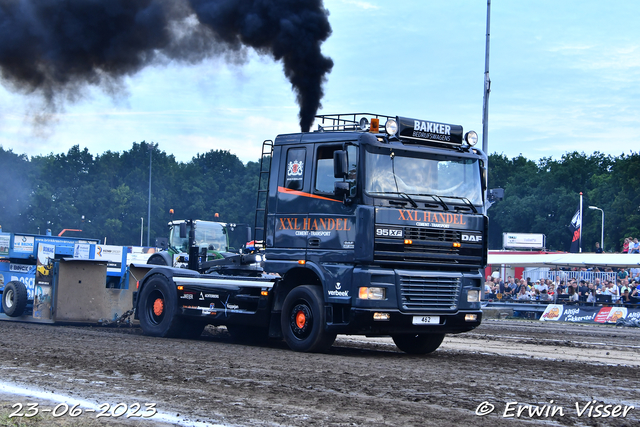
521,268,618,284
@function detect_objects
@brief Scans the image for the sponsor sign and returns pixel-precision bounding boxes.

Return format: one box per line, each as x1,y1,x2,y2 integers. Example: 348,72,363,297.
13,235,34,253
540,304,638,324
503,232,545,249
73,243,91,259
595,307,626,324
36,243,55,287
125,246,157,264
94,245,124,272
0,271,35,299
10,264,34,274
33,284,52,320
397,116,463,145
0,233,10,256
540,304,564,321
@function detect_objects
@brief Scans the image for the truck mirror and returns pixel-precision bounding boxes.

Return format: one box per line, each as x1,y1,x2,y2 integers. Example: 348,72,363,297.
488,188,504,202
179,222,187,239
334,181,350,203
155,237,168,250
334,150,348,178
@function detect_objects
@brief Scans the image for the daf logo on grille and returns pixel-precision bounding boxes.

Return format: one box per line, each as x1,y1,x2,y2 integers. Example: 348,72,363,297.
461,234,482,242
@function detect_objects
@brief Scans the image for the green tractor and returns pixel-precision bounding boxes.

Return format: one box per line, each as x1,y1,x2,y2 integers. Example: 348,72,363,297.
147,220,250,270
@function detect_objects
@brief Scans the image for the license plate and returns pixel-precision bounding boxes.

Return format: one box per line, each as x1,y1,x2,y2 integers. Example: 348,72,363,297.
412,315,440,325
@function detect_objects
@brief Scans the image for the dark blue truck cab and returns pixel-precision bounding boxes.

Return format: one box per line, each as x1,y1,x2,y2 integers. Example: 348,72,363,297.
135,113,488,354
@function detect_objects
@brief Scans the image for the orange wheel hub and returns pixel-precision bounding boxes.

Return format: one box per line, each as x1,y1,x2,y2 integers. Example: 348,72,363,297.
153,298,164,316
295,310,306,329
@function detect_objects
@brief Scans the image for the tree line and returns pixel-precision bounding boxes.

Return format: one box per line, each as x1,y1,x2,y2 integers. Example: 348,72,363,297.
0,142,260,246
0,143,638,252
488,151,640,252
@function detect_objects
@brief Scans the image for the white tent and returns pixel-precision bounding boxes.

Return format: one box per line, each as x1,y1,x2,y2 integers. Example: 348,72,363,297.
487,252,640,269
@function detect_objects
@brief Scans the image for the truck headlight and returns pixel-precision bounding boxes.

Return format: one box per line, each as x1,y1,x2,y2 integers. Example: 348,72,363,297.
385,119,398,136
467,290,480,302
464,131,478,146
359,287,386,300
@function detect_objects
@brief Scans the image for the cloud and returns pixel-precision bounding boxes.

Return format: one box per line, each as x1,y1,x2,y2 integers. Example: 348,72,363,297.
338,0,379,10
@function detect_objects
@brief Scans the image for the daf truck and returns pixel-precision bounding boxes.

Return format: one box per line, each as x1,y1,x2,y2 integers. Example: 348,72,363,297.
134,113,488,353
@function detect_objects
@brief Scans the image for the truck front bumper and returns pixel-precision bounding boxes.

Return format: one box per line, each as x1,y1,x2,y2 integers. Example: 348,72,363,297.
327,308,482,335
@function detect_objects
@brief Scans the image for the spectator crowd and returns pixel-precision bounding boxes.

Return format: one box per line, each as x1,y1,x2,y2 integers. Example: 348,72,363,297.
484,268,640,305
622,237,640,253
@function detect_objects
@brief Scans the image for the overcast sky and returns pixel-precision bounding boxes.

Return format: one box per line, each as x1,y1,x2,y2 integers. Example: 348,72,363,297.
0,0,638,164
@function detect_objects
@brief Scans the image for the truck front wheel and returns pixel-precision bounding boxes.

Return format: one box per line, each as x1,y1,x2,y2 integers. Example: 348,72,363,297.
2,281,28,317
392,333,445,354
138,275,184,338
281,285,336,353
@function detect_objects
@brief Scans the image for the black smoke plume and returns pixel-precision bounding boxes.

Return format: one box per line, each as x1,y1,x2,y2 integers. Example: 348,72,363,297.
0,0,333,131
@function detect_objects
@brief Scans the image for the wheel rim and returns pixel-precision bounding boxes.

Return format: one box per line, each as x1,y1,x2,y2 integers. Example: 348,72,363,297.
153,298,164,317
4,289,14,309
147,290,165,325
296,311,306,329
289,302,312,340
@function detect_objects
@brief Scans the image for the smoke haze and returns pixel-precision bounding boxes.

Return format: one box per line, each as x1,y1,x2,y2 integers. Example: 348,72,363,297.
0,0,333,131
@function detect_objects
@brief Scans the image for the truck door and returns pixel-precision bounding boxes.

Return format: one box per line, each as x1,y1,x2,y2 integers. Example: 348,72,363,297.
306,143,358,263
272,146,310,259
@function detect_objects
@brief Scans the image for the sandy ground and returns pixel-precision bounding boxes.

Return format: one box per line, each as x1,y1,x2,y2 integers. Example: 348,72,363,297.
0,319,638,426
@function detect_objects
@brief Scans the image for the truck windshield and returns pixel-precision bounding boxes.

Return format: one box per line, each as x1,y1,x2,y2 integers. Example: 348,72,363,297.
365,151,483,206
169,222,228,252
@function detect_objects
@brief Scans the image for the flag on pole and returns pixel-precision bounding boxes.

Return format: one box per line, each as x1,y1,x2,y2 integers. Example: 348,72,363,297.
569,208,581,253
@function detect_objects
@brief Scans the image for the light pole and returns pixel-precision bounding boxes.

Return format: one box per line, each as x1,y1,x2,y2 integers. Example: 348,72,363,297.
482,0,491,155
147,144,153,247
140,217,144,246
589,206,604,251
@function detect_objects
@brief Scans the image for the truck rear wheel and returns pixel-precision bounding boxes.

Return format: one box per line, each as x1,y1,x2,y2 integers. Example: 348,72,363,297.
281,285,336,353
138,275,184,338
392,333,445,354
147,254,168,265
2,281,28,317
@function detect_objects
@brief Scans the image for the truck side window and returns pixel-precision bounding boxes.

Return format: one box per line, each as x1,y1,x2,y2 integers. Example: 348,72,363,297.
315,145,357,196
285,148,306,191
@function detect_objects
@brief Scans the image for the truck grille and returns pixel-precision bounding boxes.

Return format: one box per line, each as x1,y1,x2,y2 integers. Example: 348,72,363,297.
399,275,460,311
405,227,461,242
374,226,483,267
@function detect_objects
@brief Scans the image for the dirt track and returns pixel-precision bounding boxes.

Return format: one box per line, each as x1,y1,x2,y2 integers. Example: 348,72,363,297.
0,319,638,426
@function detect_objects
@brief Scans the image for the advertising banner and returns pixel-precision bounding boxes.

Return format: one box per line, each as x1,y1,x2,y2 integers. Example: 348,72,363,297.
0,233,10,256
13,235,34,253
73,243,91,260
540,304,639,324
125,247,157,264
502,233,545,249
94,245,124,273
36,243,55,287
32,284,52,320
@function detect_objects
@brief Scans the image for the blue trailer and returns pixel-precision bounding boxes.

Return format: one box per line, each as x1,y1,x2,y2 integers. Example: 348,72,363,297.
0,231,100,318
1,228,160,324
